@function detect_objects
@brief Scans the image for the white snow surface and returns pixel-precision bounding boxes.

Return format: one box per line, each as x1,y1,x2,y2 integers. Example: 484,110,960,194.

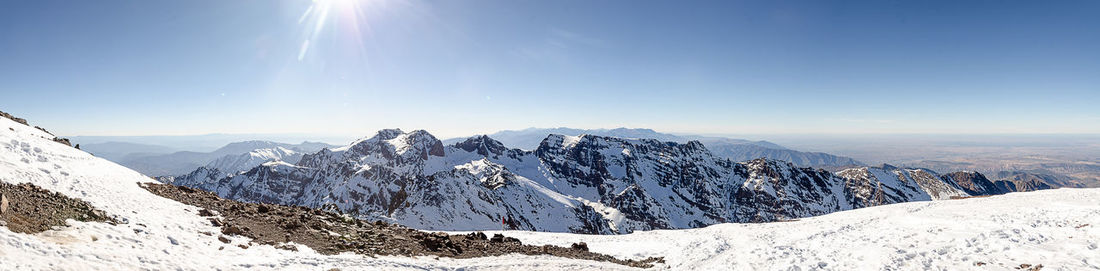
2,118,1098,270
482,188,1100,270
204,146,301,175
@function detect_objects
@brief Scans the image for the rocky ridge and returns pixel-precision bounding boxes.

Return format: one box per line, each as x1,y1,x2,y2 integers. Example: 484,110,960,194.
170,129,1047,234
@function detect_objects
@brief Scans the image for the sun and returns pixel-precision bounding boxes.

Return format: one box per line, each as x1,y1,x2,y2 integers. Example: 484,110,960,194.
296,0,372,61
320,0,363,10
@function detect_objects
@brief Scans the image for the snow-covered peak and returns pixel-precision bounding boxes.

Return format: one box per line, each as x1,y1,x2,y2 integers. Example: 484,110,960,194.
202,146,303,176
332,128,406,152
387,130,445,158
453,158,516,190
374,128,406,140
333,129,443,158
248,146,296,158
215,140,282,153
453,135,509,157
836,165,969,203
538,134,643,151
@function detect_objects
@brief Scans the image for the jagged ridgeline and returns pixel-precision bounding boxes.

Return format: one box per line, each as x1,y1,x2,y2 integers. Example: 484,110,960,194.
169,129,1027,234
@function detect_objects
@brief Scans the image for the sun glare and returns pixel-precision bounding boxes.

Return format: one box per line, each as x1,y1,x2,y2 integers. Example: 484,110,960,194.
296,0,372,62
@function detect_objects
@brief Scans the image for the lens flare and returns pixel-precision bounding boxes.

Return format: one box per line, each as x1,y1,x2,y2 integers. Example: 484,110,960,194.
296,0,372,62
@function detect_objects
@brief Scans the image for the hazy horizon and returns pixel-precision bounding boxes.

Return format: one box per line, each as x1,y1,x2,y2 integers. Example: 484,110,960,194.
67,126,1100,160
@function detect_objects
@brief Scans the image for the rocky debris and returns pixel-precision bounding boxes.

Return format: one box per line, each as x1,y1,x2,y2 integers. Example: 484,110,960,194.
141,182,663,268
34,126,53,135
197,208,216,217
488,233,520,243
571,242,589,251
0,109,77,148
1016,263,1043,270
1,193,8,214
52,137,73,147
0,182,119,234
0,110,28,125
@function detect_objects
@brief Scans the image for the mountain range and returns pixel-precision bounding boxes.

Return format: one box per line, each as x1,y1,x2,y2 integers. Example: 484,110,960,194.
108,141,335,176
168,129,1056,234
444,127,863,168
4,112,1098,269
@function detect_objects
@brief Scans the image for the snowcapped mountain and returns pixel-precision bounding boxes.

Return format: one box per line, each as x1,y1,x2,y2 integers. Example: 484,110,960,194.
202,146,303,175
113,140,335,176
448,128,690,149
171,129,1010,234
159,146,305,186
835,164,967,203
449,127,862,168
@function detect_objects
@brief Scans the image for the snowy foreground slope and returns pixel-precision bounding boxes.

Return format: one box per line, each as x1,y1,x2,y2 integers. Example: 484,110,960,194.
2,117,1098,270
492,188,1100,270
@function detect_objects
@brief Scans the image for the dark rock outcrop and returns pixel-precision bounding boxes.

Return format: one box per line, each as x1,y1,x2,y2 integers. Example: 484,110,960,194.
940,171,1009,196
0,182,118,233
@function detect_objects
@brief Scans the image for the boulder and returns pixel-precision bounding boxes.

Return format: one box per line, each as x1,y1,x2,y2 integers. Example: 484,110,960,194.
571,242,589,251
465,231,487,241
1,193,8,214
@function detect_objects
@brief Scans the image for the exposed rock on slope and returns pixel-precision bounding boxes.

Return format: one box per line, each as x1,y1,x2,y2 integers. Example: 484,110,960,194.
1,109,75,148
0,182,118,234
940,171,1009,196
141,182,662,268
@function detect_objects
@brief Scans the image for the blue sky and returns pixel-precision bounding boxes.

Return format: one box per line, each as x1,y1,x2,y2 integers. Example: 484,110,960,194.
1,0,1098,138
